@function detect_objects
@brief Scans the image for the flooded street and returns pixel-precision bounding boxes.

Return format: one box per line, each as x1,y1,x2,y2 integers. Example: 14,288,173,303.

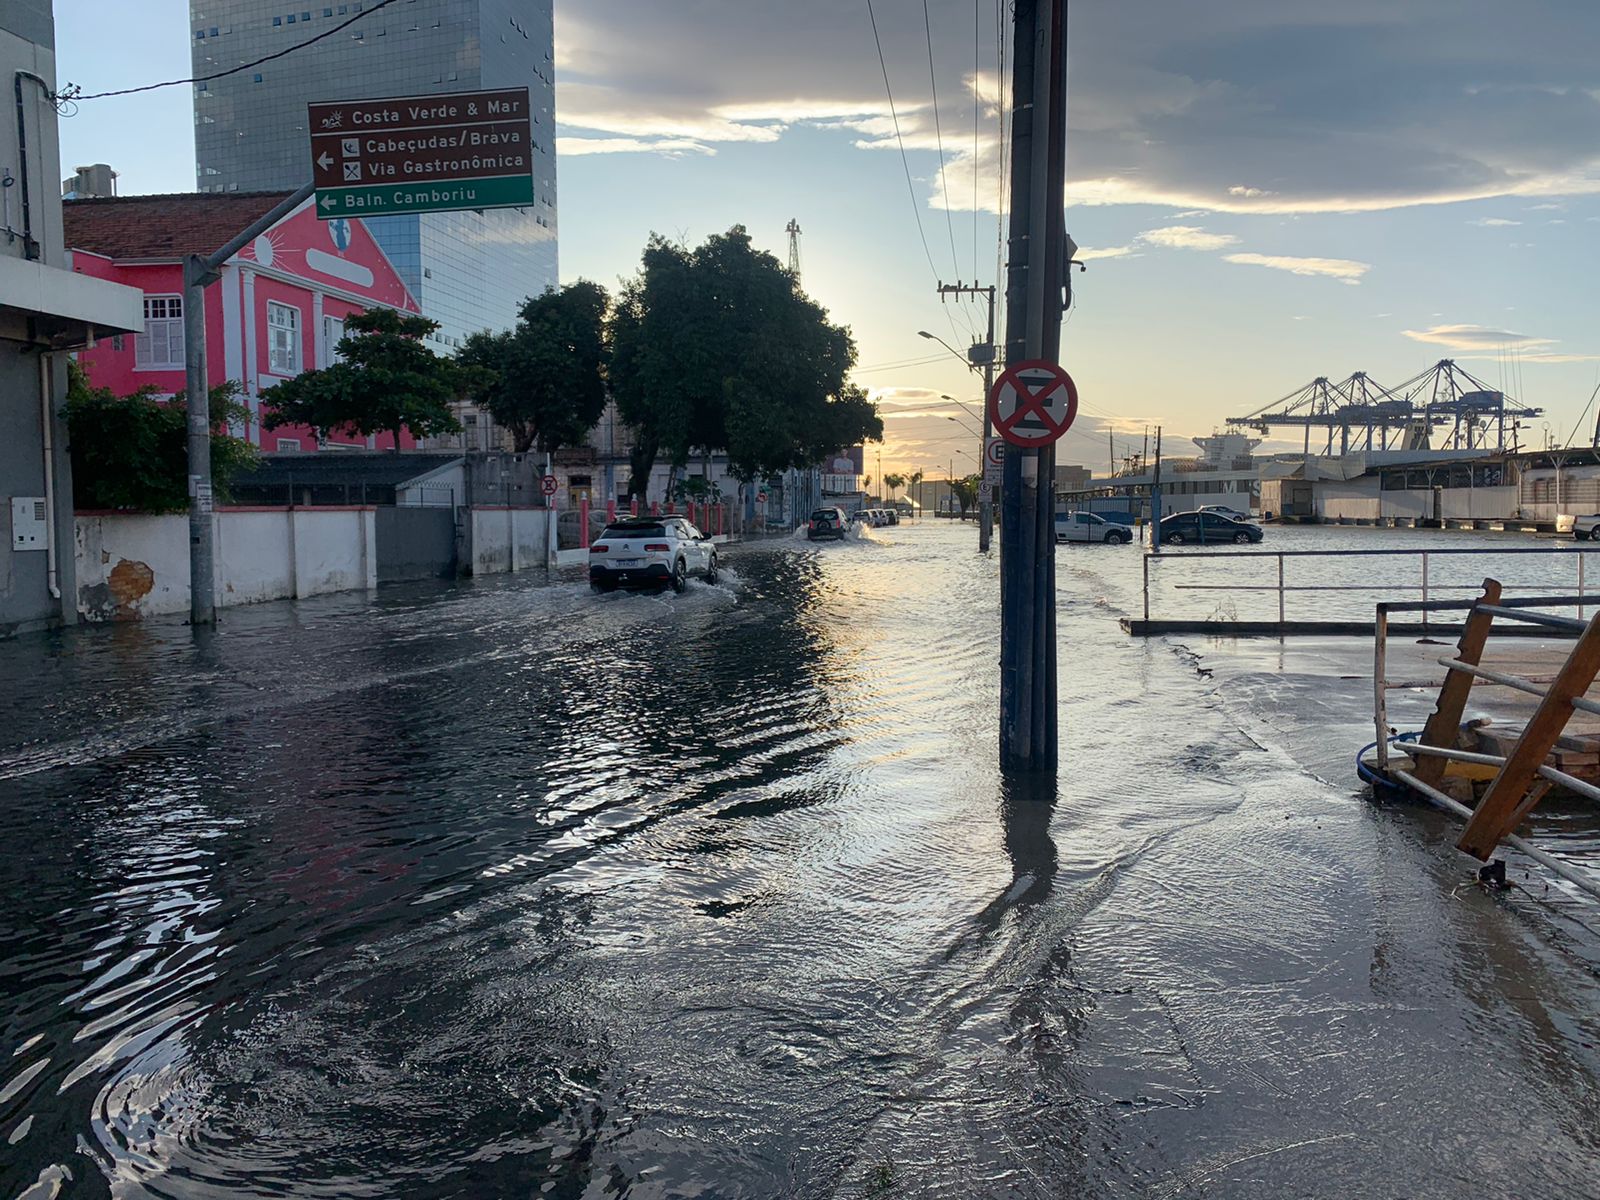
4,522,1600,1198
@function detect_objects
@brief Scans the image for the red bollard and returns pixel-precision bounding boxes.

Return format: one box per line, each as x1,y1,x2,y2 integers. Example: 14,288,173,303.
631,498,639,517
607,499,617,524
579,498,591,548
651,501,660,517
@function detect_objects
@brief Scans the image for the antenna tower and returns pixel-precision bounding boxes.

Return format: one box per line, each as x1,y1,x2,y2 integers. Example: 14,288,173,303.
786,218,802,279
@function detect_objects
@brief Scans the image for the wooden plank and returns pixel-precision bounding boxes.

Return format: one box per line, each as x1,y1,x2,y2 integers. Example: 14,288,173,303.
1459,611,1600,858
1413,580,1501,787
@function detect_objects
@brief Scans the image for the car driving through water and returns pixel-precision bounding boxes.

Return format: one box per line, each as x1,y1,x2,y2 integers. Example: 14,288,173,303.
589,516,719,592
1054,511,1133,545
807,507,849,540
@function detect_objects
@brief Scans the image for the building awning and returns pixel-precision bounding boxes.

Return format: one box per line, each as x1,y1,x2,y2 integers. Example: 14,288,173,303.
0,255,143,350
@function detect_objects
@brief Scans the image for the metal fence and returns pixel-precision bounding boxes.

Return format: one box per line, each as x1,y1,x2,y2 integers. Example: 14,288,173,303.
1140,545,1600,631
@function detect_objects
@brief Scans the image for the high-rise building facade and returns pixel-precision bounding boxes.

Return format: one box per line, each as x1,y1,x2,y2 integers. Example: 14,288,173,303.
189,0,557,347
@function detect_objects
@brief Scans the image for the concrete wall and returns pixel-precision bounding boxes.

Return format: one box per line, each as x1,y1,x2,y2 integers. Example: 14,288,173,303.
75,507,377,621
1316,482,1519,522
376,506,456,581
468,507,550,576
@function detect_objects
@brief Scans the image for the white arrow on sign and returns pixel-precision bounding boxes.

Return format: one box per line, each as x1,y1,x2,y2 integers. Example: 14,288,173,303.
317,151,334,170
319,194,337,210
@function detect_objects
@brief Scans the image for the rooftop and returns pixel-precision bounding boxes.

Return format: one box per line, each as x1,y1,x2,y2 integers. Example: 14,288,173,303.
63,191,294,260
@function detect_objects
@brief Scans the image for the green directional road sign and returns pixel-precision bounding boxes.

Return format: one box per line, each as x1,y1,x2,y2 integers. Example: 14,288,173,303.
315,176,534,218
308,88,535,220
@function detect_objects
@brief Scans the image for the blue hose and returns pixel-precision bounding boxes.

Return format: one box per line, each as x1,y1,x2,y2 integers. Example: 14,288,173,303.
1357,730,1422,790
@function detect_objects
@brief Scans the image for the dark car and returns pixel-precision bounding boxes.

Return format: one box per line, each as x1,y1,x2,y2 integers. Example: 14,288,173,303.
807,507,848,540
1158,510,1265,545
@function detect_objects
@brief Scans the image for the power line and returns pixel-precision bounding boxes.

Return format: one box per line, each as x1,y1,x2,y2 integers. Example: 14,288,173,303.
920,1,964,290
866,0,942,284
61,0,402,102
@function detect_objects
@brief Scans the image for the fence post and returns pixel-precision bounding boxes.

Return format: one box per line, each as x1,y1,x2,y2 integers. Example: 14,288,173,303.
607,499,616,524
1142,552,1151,624
579,497,591,549
1421,552,1430,634
1413,578,1501,788
1277,554,1286,627
1580,553,1586,621
1374,607,1390,771
651,501,660,517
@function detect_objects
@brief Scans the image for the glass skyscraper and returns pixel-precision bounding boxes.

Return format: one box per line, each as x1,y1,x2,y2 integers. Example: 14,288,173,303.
189,0,558,346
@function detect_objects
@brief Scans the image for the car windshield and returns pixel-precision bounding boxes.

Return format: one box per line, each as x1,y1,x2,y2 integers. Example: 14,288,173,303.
811,510,839,521
600,523,665,538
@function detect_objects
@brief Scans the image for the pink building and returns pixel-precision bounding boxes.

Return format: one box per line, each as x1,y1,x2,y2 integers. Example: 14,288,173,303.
64,192,424,452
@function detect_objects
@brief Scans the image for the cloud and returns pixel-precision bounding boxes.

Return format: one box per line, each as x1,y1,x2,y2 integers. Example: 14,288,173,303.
555,1,1600,216
1076,245,1136,260
1223,252,1371,284
1401,324,1556,350
1470,217,1522,226
1137,225,1240,250
557,136,716,157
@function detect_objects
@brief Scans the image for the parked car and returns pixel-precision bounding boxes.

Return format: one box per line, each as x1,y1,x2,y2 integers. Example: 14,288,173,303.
883,507,900,525
1158,510,1265,545
1198,504,1253,522
1573,514,1600,540
589,516,718,592
848,509,872,526
1055,511,1133,545
808,507,849,540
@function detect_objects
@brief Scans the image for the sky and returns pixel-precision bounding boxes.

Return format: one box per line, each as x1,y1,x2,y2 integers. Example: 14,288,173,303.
51,0,1600,481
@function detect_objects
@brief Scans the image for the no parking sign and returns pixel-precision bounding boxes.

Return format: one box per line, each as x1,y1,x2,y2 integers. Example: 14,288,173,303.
988,360,1079,448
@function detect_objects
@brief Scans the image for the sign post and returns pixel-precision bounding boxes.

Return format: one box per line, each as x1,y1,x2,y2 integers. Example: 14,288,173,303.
308,88,535,220
983,437,1006,490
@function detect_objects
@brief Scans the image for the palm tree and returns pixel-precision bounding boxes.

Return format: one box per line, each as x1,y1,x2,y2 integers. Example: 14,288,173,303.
908,470,924,518
883,472,905,506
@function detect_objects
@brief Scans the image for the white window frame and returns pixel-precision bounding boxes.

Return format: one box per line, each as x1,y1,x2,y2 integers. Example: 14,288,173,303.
275,438,303,452
267,301,302,376
322,314,347,365
135,294,184,370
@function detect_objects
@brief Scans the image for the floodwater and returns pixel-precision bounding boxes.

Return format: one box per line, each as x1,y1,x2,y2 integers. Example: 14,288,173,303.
3,521,1600,1198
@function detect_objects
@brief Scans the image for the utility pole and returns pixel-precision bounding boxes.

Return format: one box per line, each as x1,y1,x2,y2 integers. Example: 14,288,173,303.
1150,425,1163,550
937,281,997,550
998,0,1069,772
184,181,315,626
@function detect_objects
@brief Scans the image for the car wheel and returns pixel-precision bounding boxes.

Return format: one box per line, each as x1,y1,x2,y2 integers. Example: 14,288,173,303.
1166,532,1184,545
671,558,688,594
1233,531,1252,544
1105,530,1126,544
589,579,611,594
1589,527,1600,541
705,553,719,585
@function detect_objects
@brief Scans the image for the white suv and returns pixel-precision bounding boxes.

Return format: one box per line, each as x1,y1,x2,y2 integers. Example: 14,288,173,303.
589,516,719,593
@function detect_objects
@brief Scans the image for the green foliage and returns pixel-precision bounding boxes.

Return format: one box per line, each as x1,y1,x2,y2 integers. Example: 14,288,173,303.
951,474,981,514
610,227,884,499
457,280,609,453
63,363,258,514
262,308,462,451
671,475,723,504
883,472,905,499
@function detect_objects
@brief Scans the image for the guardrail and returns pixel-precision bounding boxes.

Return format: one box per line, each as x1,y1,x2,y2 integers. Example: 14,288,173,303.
1130,545,1600,636
1370,584,1600,900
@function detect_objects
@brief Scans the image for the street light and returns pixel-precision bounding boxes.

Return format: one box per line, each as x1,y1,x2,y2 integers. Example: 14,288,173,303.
946,414,983,437
917,330,982,374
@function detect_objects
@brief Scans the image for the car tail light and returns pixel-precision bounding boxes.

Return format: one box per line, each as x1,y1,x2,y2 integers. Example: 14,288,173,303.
590,544,608,554
644,542,669,551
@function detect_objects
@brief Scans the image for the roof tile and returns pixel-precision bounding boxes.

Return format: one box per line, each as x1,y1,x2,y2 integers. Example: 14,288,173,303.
63,192,294,261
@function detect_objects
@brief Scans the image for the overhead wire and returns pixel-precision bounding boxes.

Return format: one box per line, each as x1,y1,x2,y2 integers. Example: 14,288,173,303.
61,0,402,101
920,0,980,342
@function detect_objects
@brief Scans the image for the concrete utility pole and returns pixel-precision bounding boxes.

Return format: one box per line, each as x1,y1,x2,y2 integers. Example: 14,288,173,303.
184,181,315,626
937,282,998,550
1150,425,1163,550
998,0,1070,772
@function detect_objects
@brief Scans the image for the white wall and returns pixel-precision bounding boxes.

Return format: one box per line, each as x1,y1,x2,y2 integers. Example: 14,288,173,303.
468,507,550,575
1314,482,1518,521
76,508,376,621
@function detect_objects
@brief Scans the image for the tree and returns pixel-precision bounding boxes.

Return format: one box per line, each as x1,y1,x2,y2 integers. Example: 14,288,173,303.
457,281,609,454
610,227,884,500
262,308,463,451
63,364,258,513
883,472,905,504
951,474,981,515
909,469,925,516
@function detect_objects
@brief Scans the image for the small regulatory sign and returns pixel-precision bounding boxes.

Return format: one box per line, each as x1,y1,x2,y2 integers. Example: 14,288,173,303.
541,475,559,497
757,490,768,504
308,88,535,220
983,436,1005,487
988,359,1079,448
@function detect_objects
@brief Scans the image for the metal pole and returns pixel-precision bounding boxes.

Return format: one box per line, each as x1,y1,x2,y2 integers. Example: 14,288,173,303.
979,286,996,552
1421,552,1430,633
1277,553,1286,627
1374,609,1390,771
998,0,1066,771
1150,426,1163,550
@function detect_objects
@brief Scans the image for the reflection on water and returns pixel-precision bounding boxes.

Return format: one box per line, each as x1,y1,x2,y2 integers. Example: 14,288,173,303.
2,523,1599,1197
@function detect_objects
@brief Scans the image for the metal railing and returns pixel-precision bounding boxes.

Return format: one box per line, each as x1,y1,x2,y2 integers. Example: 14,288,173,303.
1371,588,1600,899
1142,545,1600,627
